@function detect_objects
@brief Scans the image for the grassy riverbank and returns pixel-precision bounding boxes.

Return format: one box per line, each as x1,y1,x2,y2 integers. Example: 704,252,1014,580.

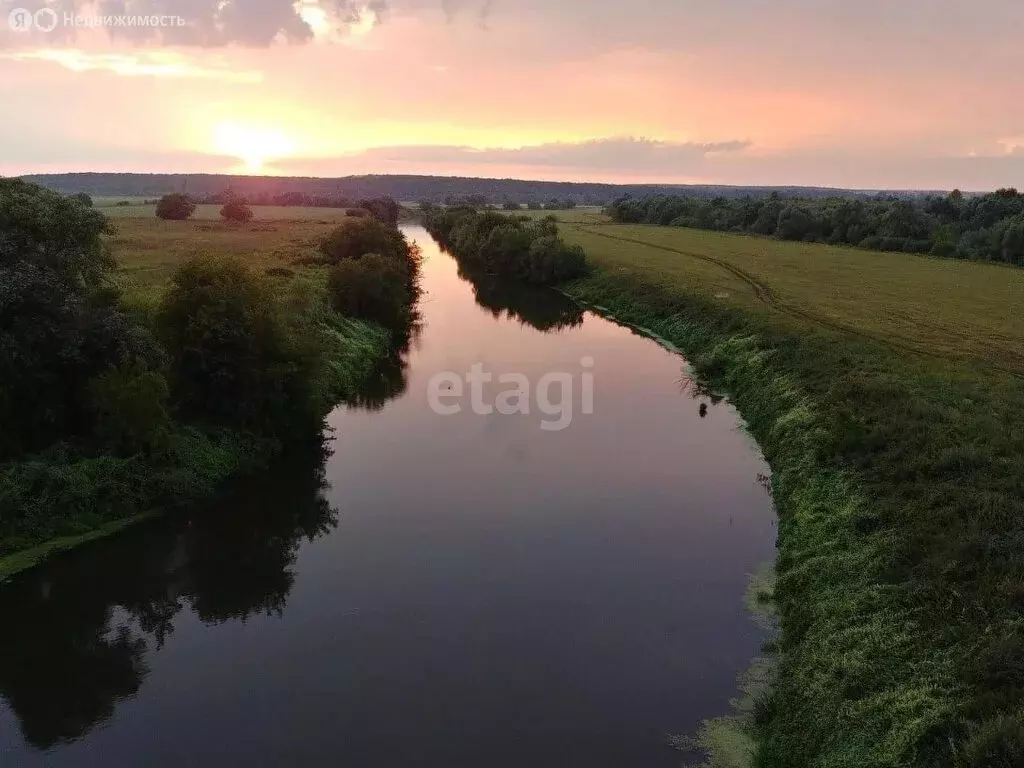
561,221,1024,766
0,202,407,581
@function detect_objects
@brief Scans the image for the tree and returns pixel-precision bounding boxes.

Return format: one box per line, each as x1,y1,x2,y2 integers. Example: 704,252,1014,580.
220,200,254,223
156,257,320,437
327,253,411,329
0,179,164,457
155,194,196,221
320,217,409,264
1,178,114,287
71,192,93,208
776,204,817,241
356,196,400,226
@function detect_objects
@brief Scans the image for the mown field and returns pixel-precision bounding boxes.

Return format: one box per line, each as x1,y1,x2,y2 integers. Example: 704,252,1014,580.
554,214,1024,767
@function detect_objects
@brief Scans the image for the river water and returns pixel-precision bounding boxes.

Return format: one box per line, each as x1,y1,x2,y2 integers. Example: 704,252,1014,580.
0,225,775,767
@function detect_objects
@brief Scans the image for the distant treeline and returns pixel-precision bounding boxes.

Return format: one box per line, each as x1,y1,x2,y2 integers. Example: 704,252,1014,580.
607,188,1024,264
20,172,921,207
423,207,589,286
191,189,400,217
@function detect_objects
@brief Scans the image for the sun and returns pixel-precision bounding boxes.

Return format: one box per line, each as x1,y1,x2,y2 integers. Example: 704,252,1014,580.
213,122,297,172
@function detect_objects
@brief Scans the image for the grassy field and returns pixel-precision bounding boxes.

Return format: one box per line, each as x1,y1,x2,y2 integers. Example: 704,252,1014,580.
557,217,1024,767
102,203,359,221
106,209,353,303
509,205,606,225
558,221,1024,376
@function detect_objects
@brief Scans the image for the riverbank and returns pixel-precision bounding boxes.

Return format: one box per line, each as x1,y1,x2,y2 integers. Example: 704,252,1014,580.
0,315,394,583
563,239,1024,766
0,198,411,582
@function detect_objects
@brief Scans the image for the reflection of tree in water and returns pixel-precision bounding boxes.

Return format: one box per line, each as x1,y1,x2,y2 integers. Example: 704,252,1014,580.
0,446,337,750
345,351,410,412
456,261,584,333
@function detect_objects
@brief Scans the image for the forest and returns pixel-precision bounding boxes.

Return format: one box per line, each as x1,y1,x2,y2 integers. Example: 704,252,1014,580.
607,188,1024,264
23,172,896,207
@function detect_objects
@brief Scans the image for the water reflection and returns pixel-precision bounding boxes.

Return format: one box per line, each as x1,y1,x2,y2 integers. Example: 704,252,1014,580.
344,354,410,411
454,260,584,333
0,447,338,750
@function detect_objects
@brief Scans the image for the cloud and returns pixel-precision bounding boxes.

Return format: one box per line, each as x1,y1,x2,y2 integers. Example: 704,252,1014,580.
0,0,388,47
350,137,753,173
0,48,262,79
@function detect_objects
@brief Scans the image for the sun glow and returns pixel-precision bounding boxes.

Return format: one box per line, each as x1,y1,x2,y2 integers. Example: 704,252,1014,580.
213,122,297,171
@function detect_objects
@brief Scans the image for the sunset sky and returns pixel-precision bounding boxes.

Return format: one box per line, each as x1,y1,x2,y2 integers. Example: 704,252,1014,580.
1,0,1022,189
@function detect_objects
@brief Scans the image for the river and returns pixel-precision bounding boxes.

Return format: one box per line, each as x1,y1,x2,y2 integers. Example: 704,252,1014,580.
0,225,775,767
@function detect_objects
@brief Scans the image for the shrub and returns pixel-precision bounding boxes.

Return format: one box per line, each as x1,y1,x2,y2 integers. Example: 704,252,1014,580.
327,253,411,329
320,217,409,264
155,193,196,221
265,266,295,279
71,192,93,207
88,365,172,455
357,196,400,226
220,200,254,223
524,235,589,284
157,257,322,438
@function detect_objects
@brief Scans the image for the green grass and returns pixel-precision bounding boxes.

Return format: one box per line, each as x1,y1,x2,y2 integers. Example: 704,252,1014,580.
561,223,1024,376
562,221,1024,767
0,511,159,582
107,213,353,308
103,204,359,221
508,206,607,224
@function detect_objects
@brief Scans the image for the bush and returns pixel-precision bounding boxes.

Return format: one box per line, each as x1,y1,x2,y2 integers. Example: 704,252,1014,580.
157,257,322,438
155,193,196,221
220,200,254,223
88,365,172,455
71,192,93,208
357,196,400,226
525,236,589,283
265,266,295,279
327,253,411,329
320,217,408,264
